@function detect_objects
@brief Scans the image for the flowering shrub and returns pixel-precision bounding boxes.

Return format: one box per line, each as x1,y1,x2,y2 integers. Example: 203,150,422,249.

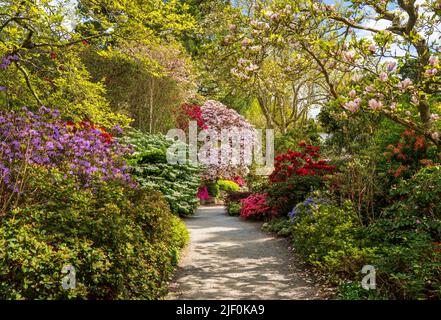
0,107,132,212
266,143,336,216
197,185,209,201
269,142,335,183
382,129,439,181
176,104,207,130
201,100,256,180
288,193,333,223
240,193,271,220
232,176,245,187
290,197,376,276
175,100,255,180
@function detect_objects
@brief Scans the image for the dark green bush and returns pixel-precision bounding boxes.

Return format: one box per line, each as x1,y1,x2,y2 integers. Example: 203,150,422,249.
227,202,241,216
0,167,188,299
365,166,441,299
261,217,294,237
205,180,220,198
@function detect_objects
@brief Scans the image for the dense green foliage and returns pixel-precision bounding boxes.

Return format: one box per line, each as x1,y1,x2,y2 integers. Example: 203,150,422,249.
123,130,200,216
0,167,188,299
1,0,440,301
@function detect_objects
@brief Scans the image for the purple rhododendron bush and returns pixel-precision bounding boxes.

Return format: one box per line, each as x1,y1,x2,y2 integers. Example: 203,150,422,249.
0,108,189,299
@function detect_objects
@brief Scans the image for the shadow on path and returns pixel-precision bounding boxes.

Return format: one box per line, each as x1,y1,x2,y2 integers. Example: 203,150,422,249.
167,206,329,300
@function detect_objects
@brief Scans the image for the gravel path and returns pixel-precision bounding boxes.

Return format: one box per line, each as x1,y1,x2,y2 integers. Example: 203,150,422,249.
167,206,330,300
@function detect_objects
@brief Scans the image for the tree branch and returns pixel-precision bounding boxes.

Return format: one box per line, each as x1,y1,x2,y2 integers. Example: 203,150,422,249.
14,61,42,106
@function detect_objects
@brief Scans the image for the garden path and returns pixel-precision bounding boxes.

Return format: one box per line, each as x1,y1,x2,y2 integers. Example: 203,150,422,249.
167,206,330,300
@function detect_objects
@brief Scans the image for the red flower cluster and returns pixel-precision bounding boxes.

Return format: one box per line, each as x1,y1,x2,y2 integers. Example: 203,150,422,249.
384,129,436,178
240,193,271,220
66,119,113,144
176,104,207,130
269,143,335,183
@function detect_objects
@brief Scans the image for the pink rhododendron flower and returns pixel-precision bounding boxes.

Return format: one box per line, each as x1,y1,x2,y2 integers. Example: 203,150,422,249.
197,186,210,201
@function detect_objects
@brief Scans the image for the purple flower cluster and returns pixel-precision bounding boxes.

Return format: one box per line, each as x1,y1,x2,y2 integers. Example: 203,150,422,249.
0,54,19,70
0,107,134,193
288,194,331,222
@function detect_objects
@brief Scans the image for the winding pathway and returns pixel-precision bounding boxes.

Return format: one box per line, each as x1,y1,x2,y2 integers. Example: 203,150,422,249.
167,206,330,300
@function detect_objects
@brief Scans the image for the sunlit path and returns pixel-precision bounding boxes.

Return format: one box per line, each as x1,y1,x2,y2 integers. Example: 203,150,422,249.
167,206,329,300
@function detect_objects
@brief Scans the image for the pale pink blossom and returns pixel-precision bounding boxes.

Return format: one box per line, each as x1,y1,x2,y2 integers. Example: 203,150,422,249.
405,110,412,116
397,78,412,90
270,13,280,20
351,74,362,82
365,85,375,93
429,56,439,66
425,68,438,77
368,99,383,110
368,43,376,53
343,51,356,62
390,102,397,110
430,114,439,120
379,72,388,82
432,132,439,139
343,100,360,113
241,38,252,46
411,95,419,105
348,89,357,98
386,61,396,72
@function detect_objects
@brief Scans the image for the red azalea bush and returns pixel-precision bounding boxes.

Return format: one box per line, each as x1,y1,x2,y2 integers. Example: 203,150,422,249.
269,141,336,182
176,104,207,130
240,193,271,220
266,142,336,216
